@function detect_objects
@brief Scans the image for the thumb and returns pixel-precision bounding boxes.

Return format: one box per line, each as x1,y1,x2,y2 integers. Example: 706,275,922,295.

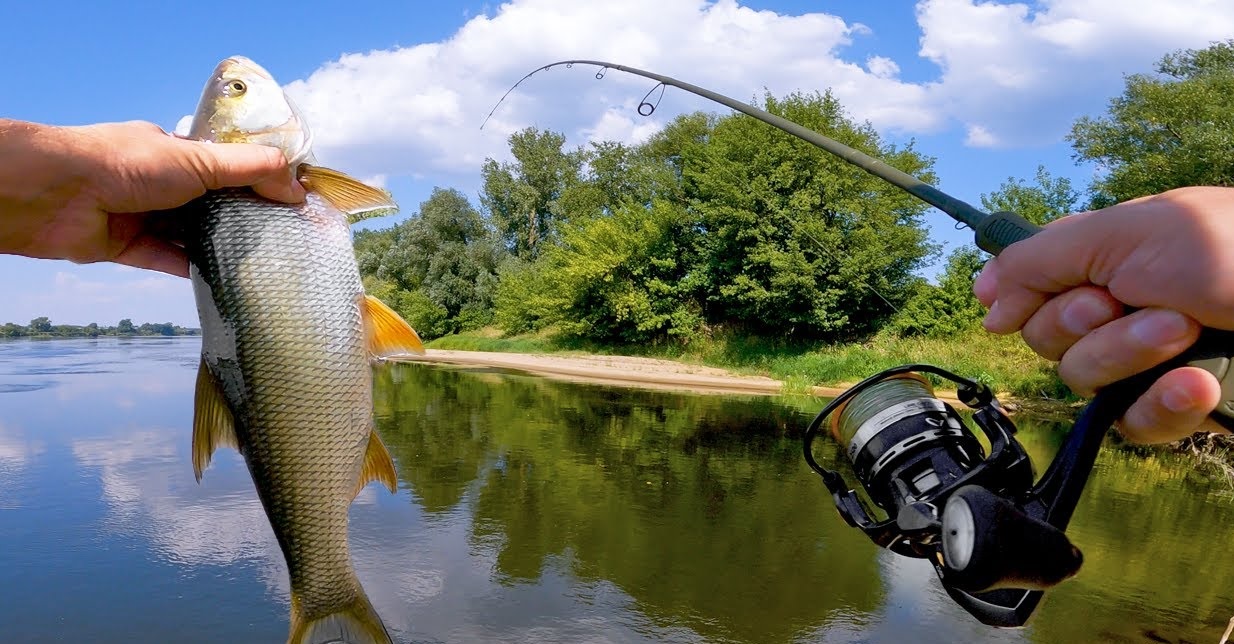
193,141,305,203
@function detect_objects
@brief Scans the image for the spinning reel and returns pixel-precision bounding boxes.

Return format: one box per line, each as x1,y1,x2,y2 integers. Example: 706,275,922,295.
804,366,1085,626
802,354,1234,627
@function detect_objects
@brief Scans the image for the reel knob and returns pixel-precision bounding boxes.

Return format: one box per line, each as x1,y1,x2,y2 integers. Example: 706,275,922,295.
940,485,1083,592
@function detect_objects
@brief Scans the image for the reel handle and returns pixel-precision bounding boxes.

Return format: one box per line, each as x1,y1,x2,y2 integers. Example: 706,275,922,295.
976,212,1234,432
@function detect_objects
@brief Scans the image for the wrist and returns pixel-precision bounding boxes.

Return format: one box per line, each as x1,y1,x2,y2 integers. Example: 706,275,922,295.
0,119,93,255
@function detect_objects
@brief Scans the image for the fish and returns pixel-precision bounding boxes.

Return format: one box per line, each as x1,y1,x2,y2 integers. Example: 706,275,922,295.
178,55,423,644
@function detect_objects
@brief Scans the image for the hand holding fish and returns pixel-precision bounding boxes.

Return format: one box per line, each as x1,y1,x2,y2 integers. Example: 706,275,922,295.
0,118,304,277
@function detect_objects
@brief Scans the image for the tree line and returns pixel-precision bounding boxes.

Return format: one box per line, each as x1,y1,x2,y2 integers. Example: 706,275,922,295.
357,41,1234,347
1,317,200,338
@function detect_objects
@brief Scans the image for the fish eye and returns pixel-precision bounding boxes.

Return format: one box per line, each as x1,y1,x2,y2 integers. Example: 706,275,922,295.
225,79,247,96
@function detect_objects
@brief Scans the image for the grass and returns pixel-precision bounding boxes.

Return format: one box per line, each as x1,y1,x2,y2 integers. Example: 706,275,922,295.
427,326,1070,402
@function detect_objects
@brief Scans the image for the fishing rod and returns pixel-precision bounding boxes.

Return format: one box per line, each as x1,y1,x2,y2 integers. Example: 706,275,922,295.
488,59,1234,627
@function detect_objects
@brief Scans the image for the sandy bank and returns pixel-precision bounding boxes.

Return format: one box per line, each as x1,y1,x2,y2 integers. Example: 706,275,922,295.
392,349,971,407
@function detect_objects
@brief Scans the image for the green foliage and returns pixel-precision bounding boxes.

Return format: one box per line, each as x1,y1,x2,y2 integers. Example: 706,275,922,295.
491,257,558,335
885,165,1078,339
979,165,1079,226
885,246,988,338
1068,39,1234,207
480,128,585,259
687,91,937,339
535,200,704,344
356,188,503,339
0,317,198,337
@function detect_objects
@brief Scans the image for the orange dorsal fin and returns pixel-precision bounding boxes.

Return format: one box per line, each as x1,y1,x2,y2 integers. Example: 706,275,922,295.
353,430,398,499
300,164,398,223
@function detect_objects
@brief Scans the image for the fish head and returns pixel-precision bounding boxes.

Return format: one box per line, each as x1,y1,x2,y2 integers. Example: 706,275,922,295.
187,56,315,166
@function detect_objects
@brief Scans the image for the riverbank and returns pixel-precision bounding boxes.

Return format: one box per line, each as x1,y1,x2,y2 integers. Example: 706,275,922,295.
419,327,1077,411
397,348,1020,411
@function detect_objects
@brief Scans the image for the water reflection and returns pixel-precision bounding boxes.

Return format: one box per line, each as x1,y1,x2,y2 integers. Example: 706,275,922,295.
2,338,1234,643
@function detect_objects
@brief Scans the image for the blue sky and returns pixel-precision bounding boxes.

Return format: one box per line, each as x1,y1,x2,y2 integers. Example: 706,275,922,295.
4,0,1233,326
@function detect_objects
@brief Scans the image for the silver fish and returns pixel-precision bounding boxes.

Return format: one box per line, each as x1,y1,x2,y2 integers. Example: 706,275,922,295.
180,55,422,644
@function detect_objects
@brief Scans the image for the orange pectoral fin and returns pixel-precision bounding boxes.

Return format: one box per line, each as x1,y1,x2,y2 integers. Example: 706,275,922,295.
362,294,425,360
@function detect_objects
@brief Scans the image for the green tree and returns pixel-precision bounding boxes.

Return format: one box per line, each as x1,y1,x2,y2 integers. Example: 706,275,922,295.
687,91,937,339
28,317,51,333
885,246,987,337
979,164,1078,226
357,189,506,338
1069,39,1234,207
888,166,1076,338
117,319,135,335
480,128,585,259
516,200,704,344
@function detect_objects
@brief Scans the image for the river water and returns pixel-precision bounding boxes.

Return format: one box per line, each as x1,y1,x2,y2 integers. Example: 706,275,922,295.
1,337,1232,643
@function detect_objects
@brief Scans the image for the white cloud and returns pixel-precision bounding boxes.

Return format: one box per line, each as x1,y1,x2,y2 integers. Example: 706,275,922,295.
964,124,998,147
917,0,1234,147
259,0,1234,173
254,0,935,190
866,55,901,79
0,422,44,508
3,260,196,327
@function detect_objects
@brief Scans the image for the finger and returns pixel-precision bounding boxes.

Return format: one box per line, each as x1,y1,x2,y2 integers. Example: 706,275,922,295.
973,259,998,308
982,288,1050,334
190,141,305,203
112,234,190,278
1119,366,1223,443
977,211,1127,332
1019,286,1124,361
1058,308,1201,396
251,169,306,203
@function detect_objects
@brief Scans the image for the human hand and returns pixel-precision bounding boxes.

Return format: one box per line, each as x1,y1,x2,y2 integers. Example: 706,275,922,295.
0,119,305,277
974,186,1234,443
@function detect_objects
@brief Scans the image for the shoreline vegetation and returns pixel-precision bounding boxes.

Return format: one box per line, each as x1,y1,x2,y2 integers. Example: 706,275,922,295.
423,326,1070,406
1,318,200,338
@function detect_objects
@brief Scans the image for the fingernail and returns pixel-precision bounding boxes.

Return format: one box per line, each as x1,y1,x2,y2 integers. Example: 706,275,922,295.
1129,309,1191,346
1162,386,1195,413
1061,296,1111,335
981,300,1002,331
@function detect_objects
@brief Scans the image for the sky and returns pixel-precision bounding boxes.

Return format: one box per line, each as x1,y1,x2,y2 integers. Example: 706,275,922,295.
4,0,1234,327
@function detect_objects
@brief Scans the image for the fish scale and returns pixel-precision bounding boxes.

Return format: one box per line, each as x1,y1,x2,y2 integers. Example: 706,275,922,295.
183,188,375,622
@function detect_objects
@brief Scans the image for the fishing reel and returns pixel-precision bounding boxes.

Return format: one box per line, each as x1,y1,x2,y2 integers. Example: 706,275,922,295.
803,365,1093,627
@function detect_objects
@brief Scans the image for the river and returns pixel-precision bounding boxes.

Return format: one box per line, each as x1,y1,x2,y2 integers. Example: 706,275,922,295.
1,337,1231,643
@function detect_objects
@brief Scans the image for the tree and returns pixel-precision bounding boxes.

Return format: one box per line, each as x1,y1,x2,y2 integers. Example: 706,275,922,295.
686,91,937,339
1068,39,1234,207
28,317,51,333
885,246,987,337
979,165,1078,226
117,319,135,335
357,189,506,338
887,166,1076,338
480,128,585,259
